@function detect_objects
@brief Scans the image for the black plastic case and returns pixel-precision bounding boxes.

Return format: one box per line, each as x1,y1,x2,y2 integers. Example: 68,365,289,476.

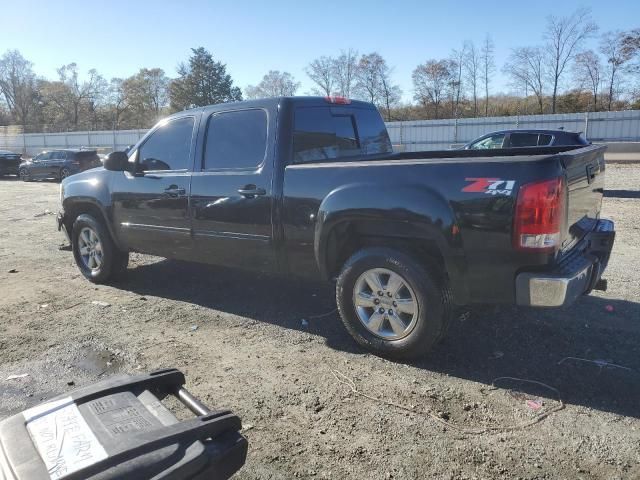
0,369,247,479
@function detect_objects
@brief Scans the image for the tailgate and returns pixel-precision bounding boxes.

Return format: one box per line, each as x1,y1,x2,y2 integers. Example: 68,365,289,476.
560,145,606,252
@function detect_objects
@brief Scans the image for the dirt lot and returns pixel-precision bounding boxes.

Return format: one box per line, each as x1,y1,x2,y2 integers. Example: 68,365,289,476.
1,165,639,479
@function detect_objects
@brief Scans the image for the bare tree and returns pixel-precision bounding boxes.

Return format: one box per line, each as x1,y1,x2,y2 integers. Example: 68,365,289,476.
350,53,400,119
245,70,300,99
504,47,546,114
449,47,466,118
544,8,598,113
43,64,107,129
573,50,602,111
108,78,129,128
600,31,629,111
333,49,359,97
480,34,495,116
306,56,334,96
412,59,452,119
619,28,640,61
464,41,480,116
0,50,38,126
376,60,402,121
355,53,383,105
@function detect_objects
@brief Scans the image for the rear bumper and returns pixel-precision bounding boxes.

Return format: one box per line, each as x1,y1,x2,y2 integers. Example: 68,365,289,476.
515,219,615,307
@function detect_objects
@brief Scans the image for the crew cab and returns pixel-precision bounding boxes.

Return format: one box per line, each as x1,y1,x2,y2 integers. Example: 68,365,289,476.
57,97,615,358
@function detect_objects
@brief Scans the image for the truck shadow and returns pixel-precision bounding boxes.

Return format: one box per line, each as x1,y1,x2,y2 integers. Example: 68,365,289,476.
118,259,640,419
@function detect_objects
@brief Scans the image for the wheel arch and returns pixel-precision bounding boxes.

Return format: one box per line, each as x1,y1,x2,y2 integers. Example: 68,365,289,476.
62,197,124,251
314,183,469,304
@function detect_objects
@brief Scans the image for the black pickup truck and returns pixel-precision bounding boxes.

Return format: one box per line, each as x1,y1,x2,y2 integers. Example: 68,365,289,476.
57,96,615,358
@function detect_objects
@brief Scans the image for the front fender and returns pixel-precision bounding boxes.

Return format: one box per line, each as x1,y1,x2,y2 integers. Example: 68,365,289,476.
314,182,465,280
61,170,122,249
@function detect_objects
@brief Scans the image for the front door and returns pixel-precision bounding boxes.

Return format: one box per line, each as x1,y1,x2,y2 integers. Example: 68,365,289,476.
111,115,198,259
189,108,276,271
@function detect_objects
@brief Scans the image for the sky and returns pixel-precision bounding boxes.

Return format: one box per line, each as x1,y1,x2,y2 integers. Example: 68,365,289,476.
1,0,639,102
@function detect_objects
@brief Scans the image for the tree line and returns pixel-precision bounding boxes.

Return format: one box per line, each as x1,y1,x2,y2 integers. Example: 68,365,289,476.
1,9,639,132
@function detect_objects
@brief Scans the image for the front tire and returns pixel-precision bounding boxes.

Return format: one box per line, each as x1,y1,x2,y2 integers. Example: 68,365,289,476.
336,247,450,359
19,168,30,182
71,214,128,283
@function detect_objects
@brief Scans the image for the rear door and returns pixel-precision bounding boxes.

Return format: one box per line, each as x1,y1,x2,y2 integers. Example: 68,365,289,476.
47,151,66,176
189,108,276,271
111,115,198,258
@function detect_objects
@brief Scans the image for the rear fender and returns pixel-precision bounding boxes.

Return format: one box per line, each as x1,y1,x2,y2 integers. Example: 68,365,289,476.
314,183,467,300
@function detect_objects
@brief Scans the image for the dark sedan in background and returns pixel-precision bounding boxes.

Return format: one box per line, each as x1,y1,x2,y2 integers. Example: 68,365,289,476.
0,150,22,177
19,149,101,182
463,129,590,150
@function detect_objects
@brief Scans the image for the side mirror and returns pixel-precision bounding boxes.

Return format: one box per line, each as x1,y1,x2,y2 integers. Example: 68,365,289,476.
104,151,129,172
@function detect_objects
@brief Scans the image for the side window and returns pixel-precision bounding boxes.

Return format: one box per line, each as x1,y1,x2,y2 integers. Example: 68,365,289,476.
138,116,195,171
38,152,51,161
538,134,553,146
510,133,540,147
203,109,267,170
469,134,505,150
52,151,66,160
355,109,392,155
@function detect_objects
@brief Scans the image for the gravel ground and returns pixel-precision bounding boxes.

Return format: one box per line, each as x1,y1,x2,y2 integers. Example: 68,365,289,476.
1,164,639,479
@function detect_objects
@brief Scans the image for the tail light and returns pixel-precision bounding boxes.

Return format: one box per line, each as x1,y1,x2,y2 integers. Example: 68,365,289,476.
513,177,565,252
324,96,351,104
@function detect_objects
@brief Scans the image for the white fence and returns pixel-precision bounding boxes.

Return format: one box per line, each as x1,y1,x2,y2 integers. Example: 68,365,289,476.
2,110,640,156
0,129,147,157
386,110,640,151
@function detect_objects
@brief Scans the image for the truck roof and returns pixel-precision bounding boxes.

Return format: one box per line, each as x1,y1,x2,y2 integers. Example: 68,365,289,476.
172,96,377,118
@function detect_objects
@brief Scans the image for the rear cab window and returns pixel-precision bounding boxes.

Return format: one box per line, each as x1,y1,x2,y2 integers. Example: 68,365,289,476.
292,106,391,163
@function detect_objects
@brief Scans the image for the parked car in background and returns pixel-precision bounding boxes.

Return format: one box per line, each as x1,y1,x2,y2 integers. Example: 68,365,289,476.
463,129,590,150
19,149,101,182
0,150,22,177
56,97,614,359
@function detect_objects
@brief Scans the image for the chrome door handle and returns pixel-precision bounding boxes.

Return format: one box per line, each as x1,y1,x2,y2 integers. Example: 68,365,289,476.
237,186,266,198
164,186,186,196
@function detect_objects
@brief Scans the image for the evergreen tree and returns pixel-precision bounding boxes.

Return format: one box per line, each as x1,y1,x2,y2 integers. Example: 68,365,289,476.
170,47,242,110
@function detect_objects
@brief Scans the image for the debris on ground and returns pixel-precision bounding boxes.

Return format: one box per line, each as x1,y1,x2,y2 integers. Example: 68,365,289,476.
526,400,543,411
6,373,29,381
7,269,17,273
91,301,111,307
558,356,634,372
190,325,199,332
33,209,53,218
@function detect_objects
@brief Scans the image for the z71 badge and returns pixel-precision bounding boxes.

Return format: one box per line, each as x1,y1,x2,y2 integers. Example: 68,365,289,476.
462,178,516,195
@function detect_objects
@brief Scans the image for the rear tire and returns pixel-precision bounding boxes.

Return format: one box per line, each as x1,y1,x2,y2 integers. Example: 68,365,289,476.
336,247,450,359
59,167,71,182
71,214,128,283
